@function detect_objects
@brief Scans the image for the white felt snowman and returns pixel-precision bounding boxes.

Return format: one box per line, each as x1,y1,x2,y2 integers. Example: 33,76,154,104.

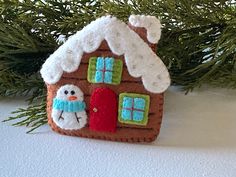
52,84,87,130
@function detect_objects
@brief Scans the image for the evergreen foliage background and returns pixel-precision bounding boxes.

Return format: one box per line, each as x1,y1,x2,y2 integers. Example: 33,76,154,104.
1,0,236,132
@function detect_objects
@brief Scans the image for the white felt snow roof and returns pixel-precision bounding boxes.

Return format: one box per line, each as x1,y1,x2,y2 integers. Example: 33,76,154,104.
129,15,162,44
40,15,170,93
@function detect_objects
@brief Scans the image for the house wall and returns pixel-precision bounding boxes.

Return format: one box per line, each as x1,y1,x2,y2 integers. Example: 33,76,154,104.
46,41,164,142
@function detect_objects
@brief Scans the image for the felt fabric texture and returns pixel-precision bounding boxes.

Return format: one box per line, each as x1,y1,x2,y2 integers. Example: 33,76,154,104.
95,57,114,83
55,84,84,101
47,82,164,142
51,84,87,130
88,57,123,85
42,15,167,142
40,15,170,93
121,97,145,121
53,98,86,112
89,88,118,132
118,93,150,126
129,15,162,44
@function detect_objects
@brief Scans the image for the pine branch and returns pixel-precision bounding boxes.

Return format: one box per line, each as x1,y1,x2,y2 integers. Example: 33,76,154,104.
101,0,236,90
1,0,236,132
0,0,103,132
0,71,45,100
0,71,47,133
2,101,47,133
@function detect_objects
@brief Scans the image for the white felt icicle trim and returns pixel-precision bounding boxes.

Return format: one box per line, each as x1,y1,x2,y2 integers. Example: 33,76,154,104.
40,15,170,93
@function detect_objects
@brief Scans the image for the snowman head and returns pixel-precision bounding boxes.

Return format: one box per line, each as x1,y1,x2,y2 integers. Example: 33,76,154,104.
56,85,84,101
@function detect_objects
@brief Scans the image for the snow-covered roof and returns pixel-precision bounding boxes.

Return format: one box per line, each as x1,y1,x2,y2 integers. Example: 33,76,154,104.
40,15,170,93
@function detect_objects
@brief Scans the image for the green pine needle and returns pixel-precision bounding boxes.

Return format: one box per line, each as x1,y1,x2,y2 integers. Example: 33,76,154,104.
3,101,47,133
1,0,236,132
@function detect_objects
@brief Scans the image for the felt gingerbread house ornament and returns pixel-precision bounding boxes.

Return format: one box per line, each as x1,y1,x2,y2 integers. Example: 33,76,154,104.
40,15,170,142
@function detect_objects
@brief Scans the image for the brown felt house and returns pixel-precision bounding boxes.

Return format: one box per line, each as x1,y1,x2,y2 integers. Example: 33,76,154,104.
40,15,170,143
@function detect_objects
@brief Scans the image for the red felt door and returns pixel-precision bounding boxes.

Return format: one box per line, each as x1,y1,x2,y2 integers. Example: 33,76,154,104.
89,88,117,132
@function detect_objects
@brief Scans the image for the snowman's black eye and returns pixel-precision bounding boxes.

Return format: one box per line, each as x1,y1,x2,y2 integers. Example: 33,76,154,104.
64,90,68,95
71,90,75,95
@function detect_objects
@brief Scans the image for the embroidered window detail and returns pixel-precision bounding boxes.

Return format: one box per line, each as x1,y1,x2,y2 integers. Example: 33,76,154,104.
118,93,150,126
88,57,123,85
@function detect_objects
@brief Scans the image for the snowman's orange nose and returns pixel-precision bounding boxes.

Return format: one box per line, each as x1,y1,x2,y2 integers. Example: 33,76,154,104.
68,96,77,101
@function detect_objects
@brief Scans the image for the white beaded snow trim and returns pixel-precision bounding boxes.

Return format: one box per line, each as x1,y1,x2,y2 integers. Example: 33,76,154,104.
40,15,170,93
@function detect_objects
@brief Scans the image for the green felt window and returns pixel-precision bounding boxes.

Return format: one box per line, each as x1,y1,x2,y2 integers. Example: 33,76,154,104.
87,57,123,85
118,93,150,126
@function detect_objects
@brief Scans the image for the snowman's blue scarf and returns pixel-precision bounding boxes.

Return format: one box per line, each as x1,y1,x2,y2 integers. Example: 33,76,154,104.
52,98,86,112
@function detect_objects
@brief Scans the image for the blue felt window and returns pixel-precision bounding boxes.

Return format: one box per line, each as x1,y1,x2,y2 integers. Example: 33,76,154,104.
121,96,146,122
118,93,150,126
94,57,114,84
88,57,123,85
